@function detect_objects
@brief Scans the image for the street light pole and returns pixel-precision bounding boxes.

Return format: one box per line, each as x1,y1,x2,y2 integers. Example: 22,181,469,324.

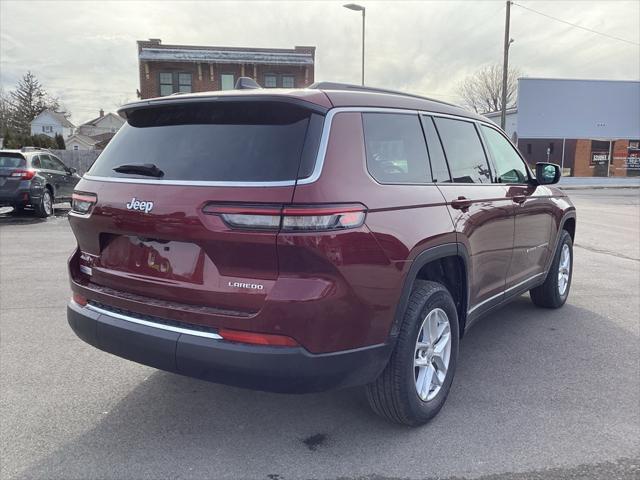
343,3,366,86
501,0,512,129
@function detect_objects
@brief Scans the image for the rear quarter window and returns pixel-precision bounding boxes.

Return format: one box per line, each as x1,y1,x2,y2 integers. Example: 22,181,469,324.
87,102,323,183
362,113,431,184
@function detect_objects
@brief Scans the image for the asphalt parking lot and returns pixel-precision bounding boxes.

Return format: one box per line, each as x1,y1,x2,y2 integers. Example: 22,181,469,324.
1,189,638,480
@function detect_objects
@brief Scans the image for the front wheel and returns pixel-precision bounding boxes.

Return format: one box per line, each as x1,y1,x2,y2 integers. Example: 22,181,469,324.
530,230,573,308
366,280,459,426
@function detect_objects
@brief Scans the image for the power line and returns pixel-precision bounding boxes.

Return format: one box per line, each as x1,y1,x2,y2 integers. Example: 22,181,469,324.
512,2,640,47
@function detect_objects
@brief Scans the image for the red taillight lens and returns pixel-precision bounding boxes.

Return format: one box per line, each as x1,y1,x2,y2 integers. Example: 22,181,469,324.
71,192,97,214
72,292,88,306
11,169,36,180
219,328,299,347
202,203,366,232
282,205,366,231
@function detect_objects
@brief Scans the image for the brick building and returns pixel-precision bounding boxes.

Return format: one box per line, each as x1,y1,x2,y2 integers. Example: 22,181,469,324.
516,78,639,177
137,39,315,99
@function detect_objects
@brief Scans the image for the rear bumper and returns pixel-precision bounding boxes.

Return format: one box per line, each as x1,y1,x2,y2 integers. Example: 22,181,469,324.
67,301,392,393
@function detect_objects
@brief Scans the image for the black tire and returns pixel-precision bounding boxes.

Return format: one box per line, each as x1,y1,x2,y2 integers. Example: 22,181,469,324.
366,280,459,426
530,230,573,308
34,189,54,218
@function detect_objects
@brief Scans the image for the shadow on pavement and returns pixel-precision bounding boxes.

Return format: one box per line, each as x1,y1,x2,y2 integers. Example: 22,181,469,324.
0,205,70,226
13,298,640,480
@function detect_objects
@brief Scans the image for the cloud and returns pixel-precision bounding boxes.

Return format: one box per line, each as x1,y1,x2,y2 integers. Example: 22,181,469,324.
1,0,638,124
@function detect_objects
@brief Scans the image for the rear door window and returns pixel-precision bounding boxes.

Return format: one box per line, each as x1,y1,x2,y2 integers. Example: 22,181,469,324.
31,156,42,169
87,102,323,183
480,125,529,183
363,113,431,184
433,117,492,183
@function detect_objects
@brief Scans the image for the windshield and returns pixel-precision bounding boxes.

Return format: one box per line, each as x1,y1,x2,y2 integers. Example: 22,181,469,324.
87,102,323,183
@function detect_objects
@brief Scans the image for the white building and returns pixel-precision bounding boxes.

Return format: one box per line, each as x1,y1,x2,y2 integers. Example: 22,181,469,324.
76,109,125,137
30,110,75,138
484,108,518,142
65,133,102,151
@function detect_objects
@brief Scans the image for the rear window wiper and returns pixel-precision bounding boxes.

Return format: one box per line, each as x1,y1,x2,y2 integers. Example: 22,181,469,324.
113,163,164,178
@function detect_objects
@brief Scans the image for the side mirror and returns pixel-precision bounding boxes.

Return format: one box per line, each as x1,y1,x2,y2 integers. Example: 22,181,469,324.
67,167,77,175
535,162,561,185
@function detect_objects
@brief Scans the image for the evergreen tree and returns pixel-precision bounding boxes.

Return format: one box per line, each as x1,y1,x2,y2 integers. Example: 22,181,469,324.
8,72,61,134
54,133,66,149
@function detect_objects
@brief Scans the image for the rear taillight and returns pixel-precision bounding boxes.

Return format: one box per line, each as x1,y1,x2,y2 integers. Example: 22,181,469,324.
72,292,88,306
219,328,299,347
202,204,366,232
71,192,97,215
11,169,36,180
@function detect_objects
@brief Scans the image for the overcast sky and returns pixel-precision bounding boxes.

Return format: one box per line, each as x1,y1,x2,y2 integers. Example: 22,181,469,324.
1,0,638,124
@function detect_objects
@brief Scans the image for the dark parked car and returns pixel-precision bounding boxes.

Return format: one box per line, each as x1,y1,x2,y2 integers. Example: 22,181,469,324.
0,148,81,217
67,82,576,425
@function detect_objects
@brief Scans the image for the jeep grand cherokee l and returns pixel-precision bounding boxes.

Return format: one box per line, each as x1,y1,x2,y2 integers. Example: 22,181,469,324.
67,82,576,426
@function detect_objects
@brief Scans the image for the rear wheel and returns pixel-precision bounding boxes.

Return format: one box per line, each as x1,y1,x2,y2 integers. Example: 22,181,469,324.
530,230,573,308
366,280,459,426
35,189,54,218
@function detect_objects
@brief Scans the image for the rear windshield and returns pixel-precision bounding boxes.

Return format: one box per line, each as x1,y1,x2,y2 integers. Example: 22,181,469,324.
88,102,324,183
0,154,26,169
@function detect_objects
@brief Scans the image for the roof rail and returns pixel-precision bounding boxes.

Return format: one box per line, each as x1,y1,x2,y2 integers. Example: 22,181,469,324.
20,146,47,152
308,82,457,107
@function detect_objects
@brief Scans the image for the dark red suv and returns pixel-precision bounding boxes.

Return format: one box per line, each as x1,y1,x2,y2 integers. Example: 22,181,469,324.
67,82,576,425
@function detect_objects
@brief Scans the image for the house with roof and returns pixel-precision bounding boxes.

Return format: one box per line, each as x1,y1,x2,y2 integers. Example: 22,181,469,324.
30,110,75,138
76,109,125,137
137,38,315,99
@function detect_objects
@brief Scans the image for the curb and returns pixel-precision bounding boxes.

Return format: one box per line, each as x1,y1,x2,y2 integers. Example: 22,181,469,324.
559,185,640,190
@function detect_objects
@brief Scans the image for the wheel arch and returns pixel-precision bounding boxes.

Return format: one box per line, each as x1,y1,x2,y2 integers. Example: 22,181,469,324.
390,243,470,340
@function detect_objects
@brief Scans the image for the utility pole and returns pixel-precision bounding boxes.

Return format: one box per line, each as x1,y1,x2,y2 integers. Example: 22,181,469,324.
500,0,512,129
361,7,366,85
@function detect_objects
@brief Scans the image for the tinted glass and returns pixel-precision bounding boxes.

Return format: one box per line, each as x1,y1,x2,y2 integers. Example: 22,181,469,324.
48,155,68,172
363,113,431,184
421,116,451,183
88,102,319,182
481,125,528,183
434,118,491,183
31,156,42,169
0,153,26,168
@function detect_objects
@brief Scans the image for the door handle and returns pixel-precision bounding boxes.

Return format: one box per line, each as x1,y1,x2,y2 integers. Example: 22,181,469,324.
512,195,527,204
451,196,472,210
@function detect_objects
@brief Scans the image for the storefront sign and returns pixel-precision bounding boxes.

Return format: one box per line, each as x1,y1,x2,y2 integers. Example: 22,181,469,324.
590,151,609,166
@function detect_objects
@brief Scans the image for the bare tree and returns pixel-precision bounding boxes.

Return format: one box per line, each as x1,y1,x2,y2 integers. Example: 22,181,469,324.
458,64,520,114
8,71,64,134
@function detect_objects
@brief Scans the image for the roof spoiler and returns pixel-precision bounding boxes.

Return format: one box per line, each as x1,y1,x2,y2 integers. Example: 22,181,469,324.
235,77,261,90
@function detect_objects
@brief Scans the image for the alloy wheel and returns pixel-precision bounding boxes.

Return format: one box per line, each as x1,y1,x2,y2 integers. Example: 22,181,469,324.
414,307,451,401
558,243,571,296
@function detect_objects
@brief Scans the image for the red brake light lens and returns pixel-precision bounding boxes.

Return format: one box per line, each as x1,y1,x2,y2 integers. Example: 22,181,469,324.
72,292,88,306
219,328,299,347
71,192,97,214
202,203,366,232
11,169,36,180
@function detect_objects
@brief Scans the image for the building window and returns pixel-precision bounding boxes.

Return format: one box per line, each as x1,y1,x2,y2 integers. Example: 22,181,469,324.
159,72,192,96
264,74,277,88
178,73,192,93
73,145,79,151
221,73,235,90
282,75,295,88
42,126,53,133
159,72,173,96
526,143,532,154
